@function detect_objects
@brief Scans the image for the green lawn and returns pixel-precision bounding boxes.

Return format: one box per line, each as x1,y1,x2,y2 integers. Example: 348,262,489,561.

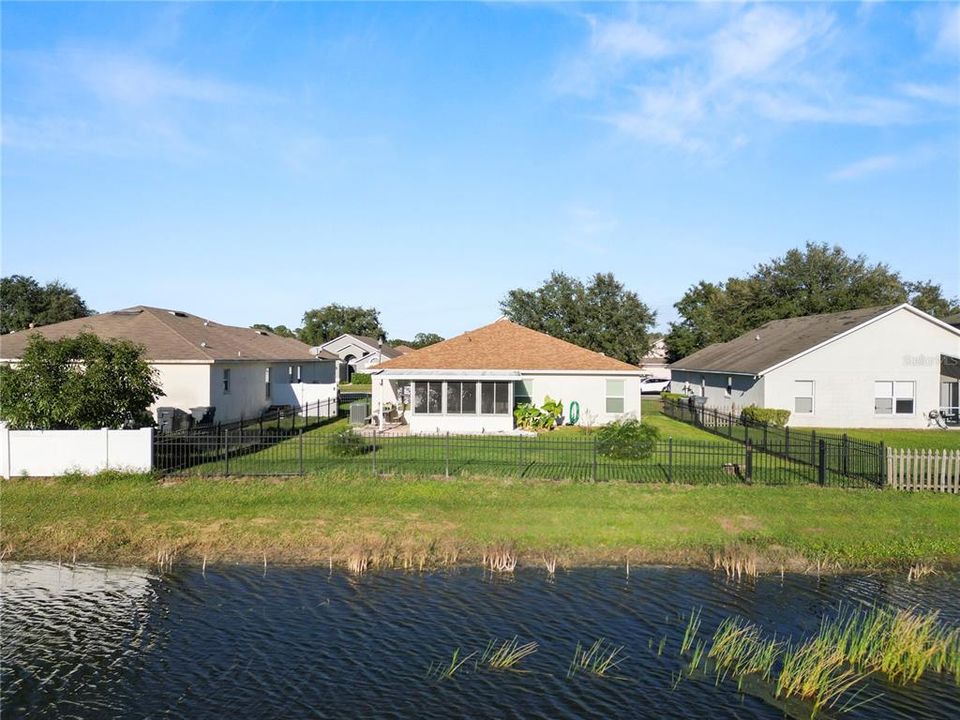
809,427,960,451
339,384,372,394
3,472,958,569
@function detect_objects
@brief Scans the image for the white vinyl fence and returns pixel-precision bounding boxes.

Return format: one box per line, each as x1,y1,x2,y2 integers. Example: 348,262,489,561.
886,448,960,493
0,427,153,479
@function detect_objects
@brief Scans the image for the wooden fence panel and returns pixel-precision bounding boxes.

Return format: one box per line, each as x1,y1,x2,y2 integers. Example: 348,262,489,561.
886,448,960,493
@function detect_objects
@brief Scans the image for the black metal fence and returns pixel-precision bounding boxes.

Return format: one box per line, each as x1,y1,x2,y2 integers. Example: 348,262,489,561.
153,426,876,487
153,398,345,473
661,398,885,487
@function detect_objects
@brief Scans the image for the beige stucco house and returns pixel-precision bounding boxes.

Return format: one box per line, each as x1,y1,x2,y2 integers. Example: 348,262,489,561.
370,319,643,434
314,333,403,382
668,304,960,429
0,306,339,426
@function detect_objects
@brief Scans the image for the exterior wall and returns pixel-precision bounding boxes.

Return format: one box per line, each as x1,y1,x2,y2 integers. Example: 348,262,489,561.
0,427,153,478
209,360,338,423
669,370,765,413
520,372,642,427
352,352,392,374
374,372,642,434
763,309,960,428
150,363,212,417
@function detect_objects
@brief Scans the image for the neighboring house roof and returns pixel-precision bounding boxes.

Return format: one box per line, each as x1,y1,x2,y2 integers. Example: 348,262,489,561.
944,313,960,329
393,344,416,354
318,333,403,360
668,305,902,376
373,319,639,372
0,306,338,363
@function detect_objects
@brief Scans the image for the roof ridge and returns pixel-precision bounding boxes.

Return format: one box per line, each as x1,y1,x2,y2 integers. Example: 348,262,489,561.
141,307,217,361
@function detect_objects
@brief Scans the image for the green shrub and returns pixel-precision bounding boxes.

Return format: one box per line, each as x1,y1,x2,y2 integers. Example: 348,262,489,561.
595,419,660,460
329,429,372,456
661,392,686,402
514,396,564,431
740,405,791,428
348,372,372,385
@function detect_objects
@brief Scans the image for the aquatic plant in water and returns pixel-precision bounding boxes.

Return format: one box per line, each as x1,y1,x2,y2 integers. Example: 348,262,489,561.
427,648,476,680
479,637,538,671
567,639,626,679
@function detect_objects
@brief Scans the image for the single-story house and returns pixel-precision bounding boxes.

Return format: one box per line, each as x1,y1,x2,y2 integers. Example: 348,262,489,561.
315,334,403,381
668,304,960,429
0,306,339,426
370,319,643,434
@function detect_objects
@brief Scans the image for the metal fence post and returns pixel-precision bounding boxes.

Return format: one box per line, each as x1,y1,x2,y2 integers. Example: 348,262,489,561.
879,441,886,487
744,439,753,482
298,428,304,475
785,426,790,456
592,437,598,482
445,432,450,478
762,424,768,450
667,437,673,483
841,433,849,477
224,429,231,476
817,439,826,486
372,428,378,475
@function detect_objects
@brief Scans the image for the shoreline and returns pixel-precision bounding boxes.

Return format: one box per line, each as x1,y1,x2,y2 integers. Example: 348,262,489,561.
3,472,959,575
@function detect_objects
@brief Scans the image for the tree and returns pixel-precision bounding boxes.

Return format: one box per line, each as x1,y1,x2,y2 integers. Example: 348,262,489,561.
0,275,92,334
251,323,297,338
500,271,656,365
297,304,384,346
665,242,959,361
0,333,162,429
393,332,445,349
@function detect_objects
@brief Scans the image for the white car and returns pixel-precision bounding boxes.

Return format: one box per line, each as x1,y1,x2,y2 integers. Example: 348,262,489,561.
640,376,671,394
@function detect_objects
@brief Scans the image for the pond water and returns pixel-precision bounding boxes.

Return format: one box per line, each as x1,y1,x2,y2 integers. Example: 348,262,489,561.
2,562,958,719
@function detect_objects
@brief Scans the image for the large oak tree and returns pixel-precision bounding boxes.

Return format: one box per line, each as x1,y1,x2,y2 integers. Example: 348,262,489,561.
298,304,384,346
0,275,92,334
666,243,959,361
500,271,656,365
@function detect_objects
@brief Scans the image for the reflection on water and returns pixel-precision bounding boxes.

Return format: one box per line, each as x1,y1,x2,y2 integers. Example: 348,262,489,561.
2,562,958,719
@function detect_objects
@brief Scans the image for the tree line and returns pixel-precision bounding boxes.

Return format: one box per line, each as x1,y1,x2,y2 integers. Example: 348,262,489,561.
3,242,957,370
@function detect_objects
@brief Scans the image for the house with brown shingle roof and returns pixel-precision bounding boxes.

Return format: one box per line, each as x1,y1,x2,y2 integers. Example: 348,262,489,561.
668,304,960,428
0,306,339,426
369,319,643,434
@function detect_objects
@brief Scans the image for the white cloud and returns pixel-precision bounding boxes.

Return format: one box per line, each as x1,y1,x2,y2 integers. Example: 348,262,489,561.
710,6,833,80
898,81,960,106
828,154,898,181
556,5,949,155
589,17,672,60
935,4,960,55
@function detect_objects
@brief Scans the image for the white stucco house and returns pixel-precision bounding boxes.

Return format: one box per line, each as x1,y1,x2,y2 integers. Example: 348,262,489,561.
314,334,404,382
639,338,671,381
0,306,339,426
668,304,960,429
370,319,643,434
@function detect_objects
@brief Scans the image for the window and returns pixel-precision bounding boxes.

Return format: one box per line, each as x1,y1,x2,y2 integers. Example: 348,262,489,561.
296,365,302,383
480,382,510,414
725,376,733,397
222,368,231,394
514,379,534,407
414,381,443,414
446,381,477,414
794,380,814,414
265,367,272,400
606,379,625,414
875,381,914,415
288,365,295,383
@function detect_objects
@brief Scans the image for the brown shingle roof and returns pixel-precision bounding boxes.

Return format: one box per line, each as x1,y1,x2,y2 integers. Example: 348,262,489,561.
668,305,898,375
393,344,416,354
0,306,337,363
373,319,639,372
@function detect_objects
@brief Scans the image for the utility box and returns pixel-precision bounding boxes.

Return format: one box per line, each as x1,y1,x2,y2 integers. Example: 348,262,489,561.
349,400,370,426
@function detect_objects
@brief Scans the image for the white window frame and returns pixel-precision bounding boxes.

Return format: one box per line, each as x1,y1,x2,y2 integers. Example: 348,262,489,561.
445,380,478,415
222,368,231,395
514,379,534,407
265,367,272,400
605,379,625,414
724,376,733,398
874,380,915,416
794,380,814,414
480,381,511,415
413,381,444,415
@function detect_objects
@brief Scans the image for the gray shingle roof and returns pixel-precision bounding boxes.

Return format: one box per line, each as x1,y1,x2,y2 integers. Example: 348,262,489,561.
668,305,898,375
0,306,338,363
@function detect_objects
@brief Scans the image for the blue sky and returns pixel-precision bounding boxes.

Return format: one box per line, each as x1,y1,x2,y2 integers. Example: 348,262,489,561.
3,2,958,338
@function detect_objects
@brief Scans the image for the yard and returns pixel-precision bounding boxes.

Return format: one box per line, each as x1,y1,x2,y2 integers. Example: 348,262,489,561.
2,472,958,570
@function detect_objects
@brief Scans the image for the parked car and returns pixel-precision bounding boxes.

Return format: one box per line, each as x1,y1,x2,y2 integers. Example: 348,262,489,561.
640,376,671,394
